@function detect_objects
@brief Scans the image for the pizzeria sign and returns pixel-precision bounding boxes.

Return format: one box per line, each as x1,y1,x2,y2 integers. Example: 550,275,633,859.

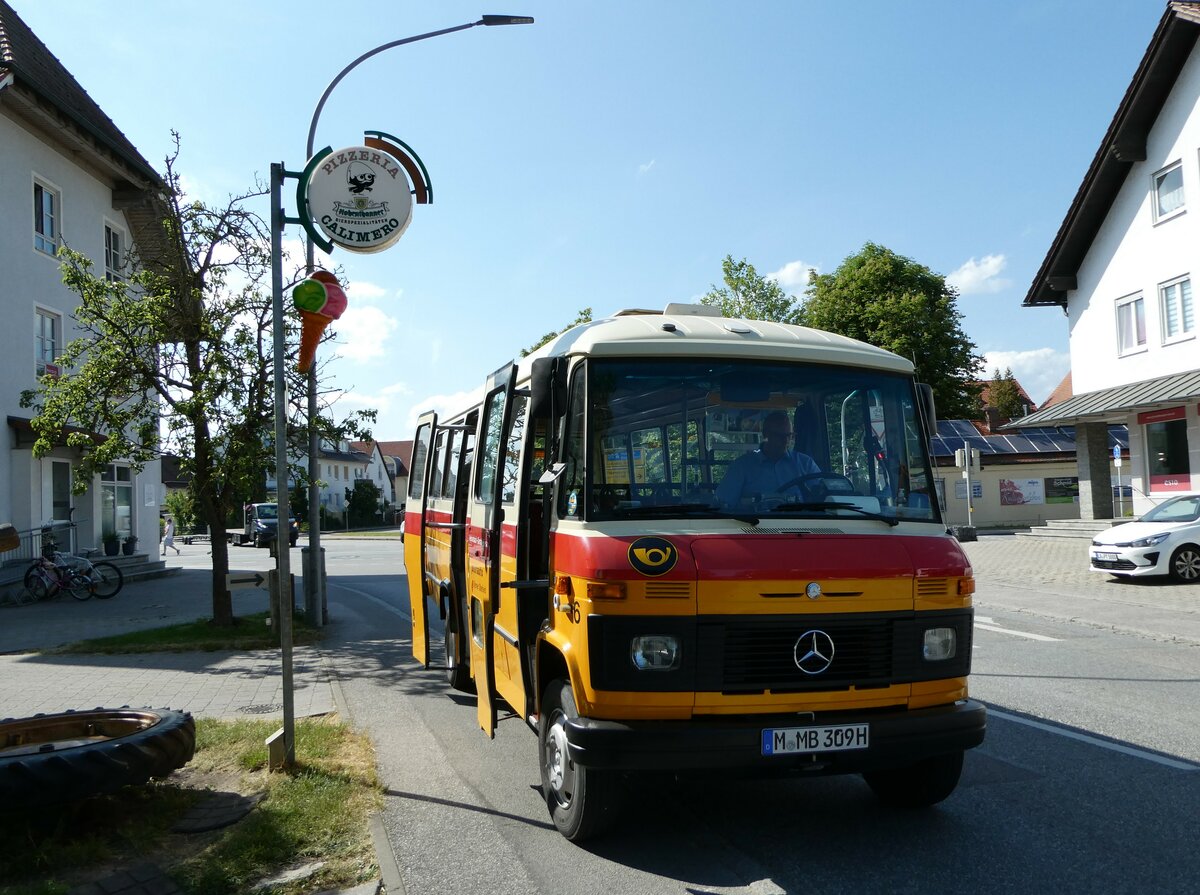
297,130,433,255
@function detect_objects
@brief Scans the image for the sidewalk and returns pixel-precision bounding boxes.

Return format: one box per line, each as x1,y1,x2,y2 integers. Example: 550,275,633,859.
0,563,338,720
962,532,1200,645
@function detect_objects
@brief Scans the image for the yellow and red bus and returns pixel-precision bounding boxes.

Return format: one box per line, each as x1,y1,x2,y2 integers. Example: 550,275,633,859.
404,303,985,841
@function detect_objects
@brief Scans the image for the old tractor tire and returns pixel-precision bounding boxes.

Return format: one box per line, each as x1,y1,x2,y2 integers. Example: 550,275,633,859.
0,707,196,808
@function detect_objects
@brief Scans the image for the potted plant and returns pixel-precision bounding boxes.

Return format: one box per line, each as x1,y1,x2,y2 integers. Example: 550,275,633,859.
122,535,138,556
102,528,120,557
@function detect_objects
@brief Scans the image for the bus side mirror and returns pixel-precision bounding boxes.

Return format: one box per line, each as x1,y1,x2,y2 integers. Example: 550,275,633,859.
530,357,567,419
916,383,937,441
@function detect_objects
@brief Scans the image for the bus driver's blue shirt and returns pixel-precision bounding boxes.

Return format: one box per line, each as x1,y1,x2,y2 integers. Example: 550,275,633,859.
715,448,821,508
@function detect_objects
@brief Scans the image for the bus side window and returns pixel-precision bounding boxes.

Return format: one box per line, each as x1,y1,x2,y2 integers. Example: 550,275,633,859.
409,423,432,503
559,366,586,517
502,395,528,505
429,430,447,498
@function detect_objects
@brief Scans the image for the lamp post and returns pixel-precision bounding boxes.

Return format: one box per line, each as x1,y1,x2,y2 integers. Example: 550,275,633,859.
302,14,533,633
271,13,532,768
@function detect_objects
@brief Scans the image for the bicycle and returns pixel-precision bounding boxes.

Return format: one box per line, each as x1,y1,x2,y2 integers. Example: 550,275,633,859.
24,553,93,602
23,527,124,601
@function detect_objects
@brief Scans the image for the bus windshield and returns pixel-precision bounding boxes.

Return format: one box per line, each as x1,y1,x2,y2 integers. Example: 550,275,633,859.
565,358,939,524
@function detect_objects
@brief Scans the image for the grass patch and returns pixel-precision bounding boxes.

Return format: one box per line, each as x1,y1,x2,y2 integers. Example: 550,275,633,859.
45,612,322,654
0,715,382,895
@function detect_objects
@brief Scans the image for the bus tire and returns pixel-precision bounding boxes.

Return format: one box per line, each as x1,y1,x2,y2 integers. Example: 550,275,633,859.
538,680,622,841
0,707,196,807
863,750,964,809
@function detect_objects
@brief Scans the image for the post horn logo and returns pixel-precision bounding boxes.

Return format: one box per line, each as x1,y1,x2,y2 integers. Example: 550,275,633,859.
627,537,678,577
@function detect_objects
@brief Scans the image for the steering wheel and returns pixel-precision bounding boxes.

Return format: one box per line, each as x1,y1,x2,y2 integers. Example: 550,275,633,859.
774,472,857,501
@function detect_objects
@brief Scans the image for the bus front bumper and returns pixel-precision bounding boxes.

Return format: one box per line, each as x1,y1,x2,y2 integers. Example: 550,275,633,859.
563,700,986,773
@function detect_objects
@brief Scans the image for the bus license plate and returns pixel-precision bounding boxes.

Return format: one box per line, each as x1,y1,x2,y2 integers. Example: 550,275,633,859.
762,724,869,756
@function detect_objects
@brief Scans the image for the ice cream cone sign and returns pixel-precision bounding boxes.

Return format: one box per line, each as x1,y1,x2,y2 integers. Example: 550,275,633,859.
292,270,349,372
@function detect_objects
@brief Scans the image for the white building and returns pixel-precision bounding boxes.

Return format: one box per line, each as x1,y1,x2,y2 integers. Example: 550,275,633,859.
1,2,168,553
1015,1,1200,518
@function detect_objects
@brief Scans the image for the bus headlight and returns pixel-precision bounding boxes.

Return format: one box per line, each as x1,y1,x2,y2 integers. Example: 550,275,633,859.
630,635,680,671
923,627,957,661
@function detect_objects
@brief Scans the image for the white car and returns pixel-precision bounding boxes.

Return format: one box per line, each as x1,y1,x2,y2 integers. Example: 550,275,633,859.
1090,493,1200,582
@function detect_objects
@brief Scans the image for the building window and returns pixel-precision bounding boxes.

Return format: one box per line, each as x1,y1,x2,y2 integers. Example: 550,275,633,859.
1143,412,1191,492
35,309,60,375
104,225,125,281
1115,294,1146,355
34,179,59,255
1153,161,1185,222
1159,276,1194,343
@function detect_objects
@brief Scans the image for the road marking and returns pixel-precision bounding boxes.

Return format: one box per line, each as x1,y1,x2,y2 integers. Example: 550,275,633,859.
329,582,411,620
975,616,1061,642
988,708,1199,770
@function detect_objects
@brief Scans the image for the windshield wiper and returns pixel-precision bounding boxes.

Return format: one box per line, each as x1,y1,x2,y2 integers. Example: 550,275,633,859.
767,502,899,527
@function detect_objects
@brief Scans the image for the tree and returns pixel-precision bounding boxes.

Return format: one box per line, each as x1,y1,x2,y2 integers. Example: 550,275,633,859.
986,367,1025,420
345,479,382,528
19,138,370,626
802,243,983,419
163,489,197,536
521,307,592,357
702,255,803,323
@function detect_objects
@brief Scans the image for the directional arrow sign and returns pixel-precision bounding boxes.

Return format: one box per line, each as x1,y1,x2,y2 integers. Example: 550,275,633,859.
227,572,267,591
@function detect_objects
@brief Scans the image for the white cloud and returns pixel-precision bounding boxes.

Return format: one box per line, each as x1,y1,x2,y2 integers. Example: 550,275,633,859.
332,305,399,362
346,280,388,303
767,260,817,291
638,159,656,176
403,386,484,431
948,254,1011,295
982,347,1070,407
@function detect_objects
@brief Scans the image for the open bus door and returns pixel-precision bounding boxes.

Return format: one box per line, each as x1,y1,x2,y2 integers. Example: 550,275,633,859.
466,363,517,738
407,411,437,667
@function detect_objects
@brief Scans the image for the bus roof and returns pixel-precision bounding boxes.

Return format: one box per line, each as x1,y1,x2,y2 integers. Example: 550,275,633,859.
421,306,917,423
522,305,914,375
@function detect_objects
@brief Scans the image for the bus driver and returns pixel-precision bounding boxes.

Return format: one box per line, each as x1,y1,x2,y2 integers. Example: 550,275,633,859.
715,410,821,508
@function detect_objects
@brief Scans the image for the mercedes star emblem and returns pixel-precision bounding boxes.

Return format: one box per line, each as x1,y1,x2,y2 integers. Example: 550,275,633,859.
793,630,835,675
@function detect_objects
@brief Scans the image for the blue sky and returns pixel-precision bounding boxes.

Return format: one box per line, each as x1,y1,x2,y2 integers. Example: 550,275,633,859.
14,1,1162,437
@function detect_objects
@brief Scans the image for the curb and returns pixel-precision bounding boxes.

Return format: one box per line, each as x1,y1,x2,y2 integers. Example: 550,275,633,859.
322,650,405,895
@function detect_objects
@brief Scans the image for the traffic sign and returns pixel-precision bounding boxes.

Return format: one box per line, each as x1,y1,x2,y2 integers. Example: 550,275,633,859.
1113,444,1121,460
226,572,267,591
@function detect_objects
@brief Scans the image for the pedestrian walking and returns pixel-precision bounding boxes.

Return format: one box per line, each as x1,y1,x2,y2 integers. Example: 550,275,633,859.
161,516,180,555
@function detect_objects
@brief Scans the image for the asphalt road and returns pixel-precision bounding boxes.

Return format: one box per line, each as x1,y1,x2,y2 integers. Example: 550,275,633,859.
306,535,1200,895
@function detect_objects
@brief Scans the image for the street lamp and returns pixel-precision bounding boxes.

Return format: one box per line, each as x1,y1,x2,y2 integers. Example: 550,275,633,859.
269,13,531,767
301,13,533,628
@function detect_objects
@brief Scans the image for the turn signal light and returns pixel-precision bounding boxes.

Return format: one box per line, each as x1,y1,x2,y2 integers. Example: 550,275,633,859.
587,581,626,600
554,575,573,597
957,578,975,596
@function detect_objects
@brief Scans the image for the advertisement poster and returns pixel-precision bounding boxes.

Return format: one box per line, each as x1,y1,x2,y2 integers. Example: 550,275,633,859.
999,478,1045,505
1044,477,1079,504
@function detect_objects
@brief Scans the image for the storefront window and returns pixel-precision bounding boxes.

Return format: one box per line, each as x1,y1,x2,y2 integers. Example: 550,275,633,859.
1144,412,1191,492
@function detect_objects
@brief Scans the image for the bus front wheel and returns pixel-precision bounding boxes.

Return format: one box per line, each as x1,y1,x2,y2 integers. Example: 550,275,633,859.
538,680,621,841
862,750,964,809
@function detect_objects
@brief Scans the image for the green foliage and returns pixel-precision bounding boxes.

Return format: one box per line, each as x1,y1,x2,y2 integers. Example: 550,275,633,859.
289,482,309,526
702,255,803,323
163,489,197,534
802,242,983,419
521,307,592,356
985,367,1026,420
344,479,382,528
